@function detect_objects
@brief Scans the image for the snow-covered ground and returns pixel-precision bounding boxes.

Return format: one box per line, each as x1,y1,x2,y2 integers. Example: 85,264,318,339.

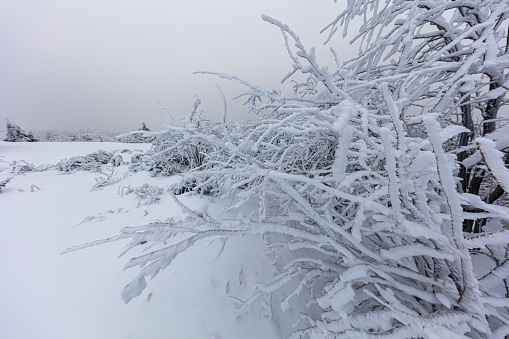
0,141,279,339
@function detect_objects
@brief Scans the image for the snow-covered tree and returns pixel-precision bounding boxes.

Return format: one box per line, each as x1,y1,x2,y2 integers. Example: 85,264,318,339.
4,119,38,142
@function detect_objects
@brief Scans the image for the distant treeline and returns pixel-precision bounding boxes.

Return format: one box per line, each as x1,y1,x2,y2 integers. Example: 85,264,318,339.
32,129,120,142
3,119,153,143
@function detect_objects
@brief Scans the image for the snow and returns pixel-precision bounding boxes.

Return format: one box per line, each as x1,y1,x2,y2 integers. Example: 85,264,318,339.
0,141,279,339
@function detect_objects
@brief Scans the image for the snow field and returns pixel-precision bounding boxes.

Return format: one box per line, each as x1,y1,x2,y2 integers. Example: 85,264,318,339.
0,141,279,339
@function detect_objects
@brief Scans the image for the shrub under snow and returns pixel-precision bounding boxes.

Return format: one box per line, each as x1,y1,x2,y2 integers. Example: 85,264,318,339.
65,85,509,338
64,1,509,338
57,150,117,173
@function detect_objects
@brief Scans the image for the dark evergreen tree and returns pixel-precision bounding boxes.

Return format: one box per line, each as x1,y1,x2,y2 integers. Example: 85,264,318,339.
141,122,150,132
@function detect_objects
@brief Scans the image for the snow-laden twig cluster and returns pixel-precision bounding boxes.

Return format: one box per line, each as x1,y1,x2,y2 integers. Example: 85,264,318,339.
9,160,55,174
119,183,165,205
57,150,119,174
324,0,509,232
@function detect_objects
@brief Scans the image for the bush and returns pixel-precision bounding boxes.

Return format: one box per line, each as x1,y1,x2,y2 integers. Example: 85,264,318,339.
58,150,117,173
131,100,228,177
65,2,509,337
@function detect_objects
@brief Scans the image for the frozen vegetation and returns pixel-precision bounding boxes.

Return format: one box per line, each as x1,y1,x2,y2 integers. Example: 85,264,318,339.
2,0,509,338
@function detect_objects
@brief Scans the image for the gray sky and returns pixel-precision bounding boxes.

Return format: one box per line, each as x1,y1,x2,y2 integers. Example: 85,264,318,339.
0,1,349,133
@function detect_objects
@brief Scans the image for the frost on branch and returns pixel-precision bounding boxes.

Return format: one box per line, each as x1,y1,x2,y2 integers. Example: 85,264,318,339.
324,0,509,233
478,138,509,195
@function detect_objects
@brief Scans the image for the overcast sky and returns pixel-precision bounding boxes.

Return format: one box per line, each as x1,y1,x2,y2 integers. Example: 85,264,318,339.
0,1,350,133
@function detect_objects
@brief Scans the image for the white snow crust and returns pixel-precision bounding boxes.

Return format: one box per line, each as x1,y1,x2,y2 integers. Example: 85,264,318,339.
0,141,278,339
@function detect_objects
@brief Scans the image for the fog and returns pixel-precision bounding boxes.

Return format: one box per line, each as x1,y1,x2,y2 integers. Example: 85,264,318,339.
0,0,351,134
